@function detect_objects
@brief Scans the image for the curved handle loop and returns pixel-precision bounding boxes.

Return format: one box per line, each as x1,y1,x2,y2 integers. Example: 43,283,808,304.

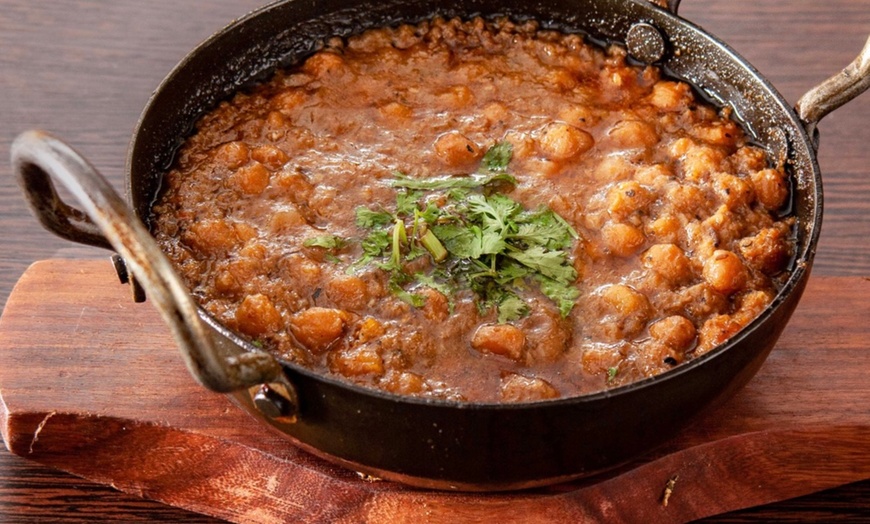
796,35,870,141
11,130,282,393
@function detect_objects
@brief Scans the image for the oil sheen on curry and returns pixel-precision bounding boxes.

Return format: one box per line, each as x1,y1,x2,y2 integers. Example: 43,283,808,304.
152,18,794,403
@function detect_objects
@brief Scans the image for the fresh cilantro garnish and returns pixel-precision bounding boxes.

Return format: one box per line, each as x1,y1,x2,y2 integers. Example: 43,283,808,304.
391,171,516,191
355,207,393,228
303,234,348,250
481,141,513,171
346,141,580,322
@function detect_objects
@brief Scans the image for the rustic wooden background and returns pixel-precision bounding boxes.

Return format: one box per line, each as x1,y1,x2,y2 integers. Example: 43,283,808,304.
1,0,869,521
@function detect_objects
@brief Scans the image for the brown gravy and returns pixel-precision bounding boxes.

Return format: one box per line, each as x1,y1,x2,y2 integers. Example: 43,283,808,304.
152,17,794,402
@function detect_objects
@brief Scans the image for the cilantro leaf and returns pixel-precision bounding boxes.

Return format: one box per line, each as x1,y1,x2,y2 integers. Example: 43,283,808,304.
303,234,348,250
507,245,576,283
431,223,484,259
396,190,423,216
391,172,516,191
356,207,393,228
481,141,514,171
349,154,580,321
536,275,581,318
389,278,426,308
497,292,529,323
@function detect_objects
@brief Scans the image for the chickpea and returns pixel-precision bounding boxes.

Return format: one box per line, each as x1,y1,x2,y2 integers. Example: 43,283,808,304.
648,81,692,112
275,171,314,201
437,85,474,109
266,110,287,129
183,219,239,255
330,345,385,377
545,68,577,91
483,102,510,126
601,284,650,318
681,145,727,182
601,222,646,257
668,137,694,158
538,122,594,160
225,257,260,287
419,287,450,321
326,274,369,311
642,244,693,284
732,145,768,173
433,131,481,168
381,371,426,396
500,373,560,402
600,284,652,339
558,105,600,127
471,324,526,361
273,89,307,111
647,214,683,243
301,51,346,77
252,145,289,171
606,180,654,219
592,154,633,182
235,294,283,338
634,164,672,190
289,307,348,353
692,121,739,147
282,253,322,288
580,344,624,375
239,243,266,260
703,250,748,295
751,168,789,211
649,315,697,352
215,141,249,169
713,173,754,209
697,314,742,353
504,131,536,161
607,120,659,149
667,184,707,214
269,206,307,233
739,226,793,275
357,317,386,343
214,270,240,295
378,101,413,121
230,161,270,195
233,222,258,243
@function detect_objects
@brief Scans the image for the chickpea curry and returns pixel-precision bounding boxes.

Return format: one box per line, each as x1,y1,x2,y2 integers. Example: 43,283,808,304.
152,17,795,402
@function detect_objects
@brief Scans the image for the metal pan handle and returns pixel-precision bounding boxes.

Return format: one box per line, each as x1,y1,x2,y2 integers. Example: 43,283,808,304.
796,35,870,143
10,130,283,394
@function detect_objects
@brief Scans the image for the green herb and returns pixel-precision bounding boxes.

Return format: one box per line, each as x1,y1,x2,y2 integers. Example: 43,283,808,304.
607,366,619,382
303,234,348,250
389,275,426,307
391,171,516,191
347,142,580,321
420,229,448,262
355,207,393,228
481,141,513,171
496,292,529,324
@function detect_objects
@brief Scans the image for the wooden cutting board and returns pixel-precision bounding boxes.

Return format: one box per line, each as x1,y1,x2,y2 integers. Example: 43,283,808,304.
0,260,868,523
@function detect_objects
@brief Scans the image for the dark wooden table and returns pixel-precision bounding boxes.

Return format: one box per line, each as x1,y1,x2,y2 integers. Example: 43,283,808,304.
1,0,868,521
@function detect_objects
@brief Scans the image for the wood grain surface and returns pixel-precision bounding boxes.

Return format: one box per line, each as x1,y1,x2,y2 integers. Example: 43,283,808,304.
1,0,869,521
1,261,869,523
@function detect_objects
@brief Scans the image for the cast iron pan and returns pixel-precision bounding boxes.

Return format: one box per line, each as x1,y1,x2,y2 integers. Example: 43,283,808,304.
10,0,870,490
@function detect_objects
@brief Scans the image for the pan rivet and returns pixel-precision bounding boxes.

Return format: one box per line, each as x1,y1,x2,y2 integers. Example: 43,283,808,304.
252,382,298,422
627,23,666,64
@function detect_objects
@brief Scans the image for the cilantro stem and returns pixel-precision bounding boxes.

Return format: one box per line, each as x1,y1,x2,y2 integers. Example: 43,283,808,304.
391,219,406,267
420,229,448,262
